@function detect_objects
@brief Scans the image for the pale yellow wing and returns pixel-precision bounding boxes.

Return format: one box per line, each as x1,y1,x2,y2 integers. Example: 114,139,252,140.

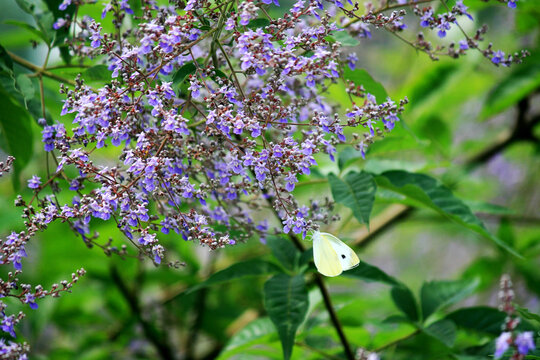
320,232,360,271
313,231,342,277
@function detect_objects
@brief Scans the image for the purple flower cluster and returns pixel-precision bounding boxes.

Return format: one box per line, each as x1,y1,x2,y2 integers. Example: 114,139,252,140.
494,274,536,359
414,1,473,38
0,338,29,360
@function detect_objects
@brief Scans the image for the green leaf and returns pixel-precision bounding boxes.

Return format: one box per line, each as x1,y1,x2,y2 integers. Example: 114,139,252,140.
464,200,515,216
172,61,198,85
0,83,34,189
420,278,479,319
82,65,112,82
481,52,540,119
402,62,459,113
374,170,520,257
343,68,388,104
15,74,35,107
446,306,506,335
267,236,300,272
423,319,456,347
34,12,55,44
337,147,364,170
222,318,276,352
43,0,75,63
497,218,515,247
263,274,309,360
343,261,400,286
391,286,419,322
328,171,376,226
0,43,15,82
516,306,540,325
3,20,50,44
382,315,412,324
328,30,360,47
14,0,36,14
246,18,270,29
186,260,281,293
415,115,451,156
423,319,457,348
364,159,426,175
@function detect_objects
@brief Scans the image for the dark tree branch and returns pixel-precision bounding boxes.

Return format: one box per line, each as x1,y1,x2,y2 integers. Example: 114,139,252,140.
109,265,175,360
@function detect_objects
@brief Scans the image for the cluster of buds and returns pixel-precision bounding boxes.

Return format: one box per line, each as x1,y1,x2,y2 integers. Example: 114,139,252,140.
0,156,15,178
494,274,536,359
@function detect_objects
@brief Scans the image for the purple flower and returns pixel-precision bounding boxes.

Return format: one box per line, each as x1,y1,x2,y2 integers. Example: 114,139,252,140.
508,0,517,8
23,294,38,310
120,0,134,14
58,0,71,10
420,9,433,27
437,21,451,38
1,315,16,337
188,80,201,98
261,0,280,6
494,332,511,359
27,175,41,190
491,50,505,65
284,173,298,192
90,28,103,48
347,53,358,70
515,332,535,355
53,18,68,30
225,17,235,30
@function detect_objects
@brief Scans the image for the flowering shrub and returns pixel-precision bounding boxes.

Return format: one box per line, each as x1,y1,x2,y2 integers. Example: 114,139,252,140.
0,0,539,359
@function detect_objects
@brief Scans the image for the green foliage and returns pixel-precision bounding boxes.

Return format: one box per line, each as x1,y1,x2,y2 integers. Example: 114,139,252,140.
374,170,520,256
343,67,389,103
186,259,282,293
420,278,479,320
391,286,419,322
343,260,400,286
446,307,507,335
328,171,376,226
0,83,33,188
423,319,457,348
267,236,301,272
263,274,309,360
481,52,540,119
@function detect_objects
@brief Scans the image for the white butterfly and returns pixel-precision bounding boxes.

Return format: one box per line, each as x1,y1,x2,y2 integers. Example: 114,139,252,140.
312,231,360,277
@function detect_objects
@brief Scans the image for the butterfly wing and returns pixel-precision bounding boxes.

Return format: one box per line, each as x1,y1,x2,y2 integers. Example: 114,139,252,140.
313,231,343,277
320,232,360,271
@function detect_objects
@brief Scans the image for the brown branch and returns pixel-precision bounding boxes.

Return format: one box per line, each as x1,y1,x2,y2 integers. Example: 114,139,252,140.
109,265,174,360
8,51,78,87
352,204,411,247
343,0,436,28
